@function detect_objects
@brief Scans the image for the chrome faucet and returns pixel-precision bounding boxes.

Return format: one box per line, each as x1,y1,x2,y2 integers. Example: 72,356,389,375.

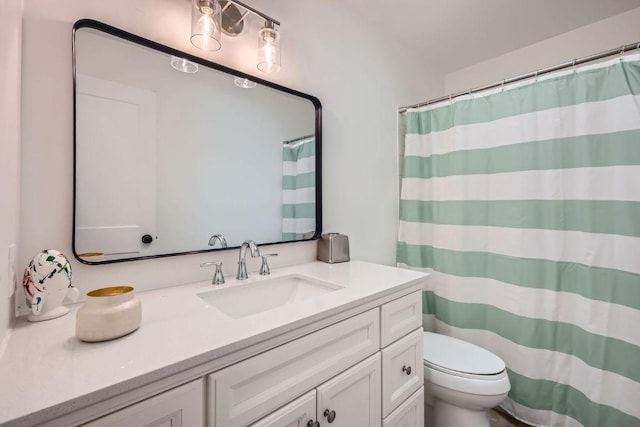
208,234,228,248
237,240,260,280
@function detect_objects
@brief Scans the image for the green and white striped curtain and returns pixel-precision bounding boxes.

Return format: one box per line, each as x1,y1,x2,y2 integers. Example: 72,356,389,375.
282,137,316,240
397,54,640,426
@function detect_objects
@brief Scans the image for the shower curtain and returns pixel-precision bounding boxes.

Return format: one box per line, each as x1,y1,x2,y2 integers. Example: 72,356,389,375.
397,54,640,426
282,136,315,240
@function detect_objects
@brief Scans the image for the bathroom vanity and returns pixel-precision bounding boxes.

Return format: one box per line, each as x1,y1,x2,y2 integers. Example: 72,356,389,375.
0,261,427,426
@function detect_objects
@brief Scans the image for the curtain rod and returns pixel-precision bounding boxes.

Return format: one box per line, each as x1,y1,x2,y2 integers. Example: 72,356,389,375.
283,134,314,144
399,40,640,113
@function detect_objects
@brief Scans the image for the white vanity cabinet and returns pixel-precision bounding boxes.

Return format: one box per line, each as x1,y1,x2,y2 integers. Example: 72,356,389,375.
209,291,424,427
208,309,380,426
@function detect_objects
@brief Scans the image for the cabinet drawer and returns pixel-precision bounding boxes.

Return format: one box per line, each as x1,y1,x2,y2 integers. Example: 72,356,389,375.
84,379,203,427
383,387,424,427
209,309,380,427
381,292,422,347
382,328,423,417
249,390,316,427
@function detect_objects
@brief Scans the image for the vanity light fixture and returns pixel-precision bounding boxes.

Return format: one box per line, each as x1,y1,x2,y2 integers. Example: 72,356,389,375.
190,0,281,74
170,56,199,73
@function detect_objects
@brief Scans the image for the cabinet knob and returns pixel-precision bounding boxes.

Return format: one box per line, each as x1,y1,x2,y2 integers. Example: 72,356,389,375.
141,234,153,244
323,409,336,423
402,365,412,375
307,421,320,427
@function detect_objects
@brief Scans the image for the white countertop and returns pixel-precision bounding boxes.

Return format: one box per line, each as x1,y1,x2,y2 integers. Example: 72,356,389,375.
0,261,427,426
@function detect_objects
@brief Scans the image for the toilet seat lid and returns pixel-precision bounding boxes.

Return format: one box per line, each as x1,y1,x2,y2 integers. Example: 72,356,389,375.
423,332,505,375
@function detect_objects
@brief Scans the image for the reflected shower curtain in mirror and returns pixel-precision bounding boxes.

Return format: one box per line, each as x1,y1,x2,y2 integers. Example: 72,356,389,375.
397,54,640,426
282,137,315,240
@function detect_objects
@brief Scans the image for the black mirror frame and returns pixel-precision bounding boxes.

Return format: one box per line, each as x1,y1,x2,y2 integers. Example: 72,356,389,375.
72,19,322,265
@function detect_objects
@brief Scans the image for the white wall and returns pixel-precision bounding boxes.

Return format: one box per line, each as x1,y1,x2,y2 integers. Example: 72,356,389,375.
446,7,640,93
19,0,441,308
0,0,22,349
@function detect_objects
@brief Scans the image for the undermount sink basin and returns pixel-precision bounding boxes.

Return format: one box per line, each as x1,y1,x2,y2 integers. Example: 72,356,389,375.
197,274,343,319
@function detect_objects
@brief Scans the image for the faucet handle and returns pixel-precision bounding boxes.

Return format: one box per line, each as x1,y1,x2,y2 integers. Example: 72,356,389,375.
200,261,225,285
259,253,278,276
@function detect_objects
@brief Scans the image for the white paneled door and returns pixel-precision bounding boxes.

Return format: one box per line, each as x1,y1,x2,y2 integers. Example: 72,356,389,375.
75,74,157,257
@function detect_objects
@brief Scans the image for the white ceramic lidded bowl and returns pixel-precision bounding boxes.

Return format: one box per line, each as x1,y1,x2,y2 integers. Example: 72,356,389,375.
76,286,141,342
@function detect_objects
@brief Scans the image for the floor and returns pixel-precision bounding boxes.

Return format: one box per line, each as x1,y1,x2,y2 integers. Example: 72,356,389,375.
489,408,531,427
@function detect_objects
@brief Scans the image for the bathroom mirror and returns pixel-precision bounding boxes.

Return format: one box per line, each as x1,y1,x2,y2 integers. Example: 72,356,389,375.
73,20,322,264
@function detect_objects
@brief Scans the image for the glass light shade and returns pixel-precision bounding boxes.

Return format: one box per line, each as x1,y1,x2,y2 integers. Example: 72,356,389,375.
234,77,257,89
170,56,199,73
257,24,281,73
191,0,222,52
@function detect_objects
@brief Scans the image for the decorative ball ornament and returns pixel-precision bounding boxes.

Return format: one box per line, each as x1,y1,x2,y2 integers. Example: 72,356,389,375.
22,249,79,322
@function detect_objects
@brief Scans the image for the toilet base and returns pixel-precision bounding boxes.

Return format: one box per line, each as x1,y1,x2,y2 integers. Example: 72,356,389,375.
431,399,490,427
424,381,508,427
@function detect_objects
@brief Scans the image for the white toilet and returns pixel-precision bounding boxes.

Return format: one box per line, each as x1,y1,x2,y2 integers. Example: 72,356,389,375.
423,332,511,427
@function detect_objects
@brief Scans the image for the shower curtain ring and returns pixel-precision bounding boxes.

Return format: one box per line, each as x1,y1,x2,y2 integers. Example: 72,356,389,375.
572,59,577,73
501,79,505,91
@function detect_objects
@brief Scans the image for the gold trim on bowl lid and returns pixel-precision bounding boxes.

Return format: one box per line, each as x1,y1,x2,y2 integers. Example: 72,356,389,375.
78,252,104,257
87,286,134,297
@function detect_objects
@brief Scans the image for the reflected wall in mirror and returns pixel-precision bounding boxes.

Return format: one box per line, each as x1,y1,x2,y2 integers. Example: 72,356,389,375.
73,20,322,264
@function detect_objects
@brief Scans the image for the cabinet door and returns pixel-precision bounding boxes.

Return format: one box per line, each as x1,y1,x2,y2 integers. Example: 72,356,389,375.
84,379,203,427
316,353,381,427
382,387,424,427
250,390,317,427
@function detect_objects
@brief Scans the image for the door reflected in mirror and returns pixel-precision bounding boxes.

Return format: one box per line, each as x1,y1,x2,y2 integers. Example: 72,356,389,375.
73,21,321,264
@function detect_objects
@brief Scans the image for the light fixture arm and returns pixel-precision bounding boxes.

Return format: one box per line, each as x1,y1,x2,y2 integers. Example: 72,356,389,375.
220,1,232,13
225,0,280,26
